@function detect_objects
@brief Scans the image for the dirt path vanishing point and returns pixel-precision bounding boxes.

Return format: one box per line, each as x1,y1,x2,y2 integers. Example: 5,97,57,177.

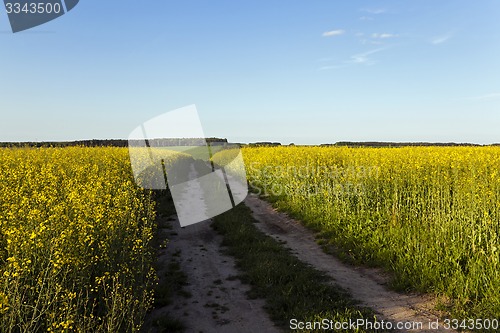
245,193,460,333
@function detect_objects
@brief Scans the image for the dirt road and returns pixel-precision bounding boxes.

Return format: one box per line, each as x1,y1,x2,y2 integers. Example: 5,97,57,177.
144,212,280,333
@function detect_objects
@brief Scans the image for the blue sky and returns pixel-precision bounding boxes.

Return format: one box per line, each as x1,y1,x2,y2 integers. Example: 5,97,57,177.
1,1,499,144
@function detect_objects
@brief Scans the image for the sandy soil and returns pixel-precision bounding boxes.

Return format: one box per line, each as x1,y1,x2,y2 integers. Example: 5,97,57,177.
144,213,280,333
245,193,460,333
144,164,279,333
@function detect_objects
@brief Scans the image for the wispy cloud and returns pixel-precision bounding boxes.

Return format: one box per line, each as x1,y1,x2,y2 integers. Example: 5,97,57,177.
372,33,398,39
318,48,387,70
431,33,452,45
473,93,500,101
361,8,386,14
322,29,345,37
359,16,374,21
349,48,386,65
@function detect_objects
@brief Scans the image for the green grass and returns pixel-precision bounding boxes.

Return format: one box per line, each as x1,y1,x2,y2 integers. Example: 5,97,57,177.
212,203,387,333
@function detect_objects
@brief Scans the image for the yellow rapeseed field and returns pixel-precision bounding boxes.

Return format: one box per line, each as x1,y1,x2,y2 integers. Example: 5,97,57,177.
2,145,498,329
243,146,500,319
0,147,159,332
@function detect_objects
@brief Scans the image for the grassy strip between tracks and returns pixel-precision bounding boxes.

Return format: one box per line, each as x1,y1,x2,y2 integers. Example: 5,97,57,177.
212,203,387,333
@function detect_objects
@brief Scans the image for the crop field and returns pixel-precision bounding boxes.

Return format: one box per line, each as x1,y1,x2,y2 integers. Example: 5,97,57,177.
1,145,498,331
243,146,500,319
0,147,169,332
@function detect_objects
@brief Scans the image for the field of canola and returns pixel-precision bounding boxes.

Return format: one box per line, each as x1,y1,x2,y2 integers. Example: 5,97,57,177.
0,147,187,332
1,145,499,331
243,146,500,319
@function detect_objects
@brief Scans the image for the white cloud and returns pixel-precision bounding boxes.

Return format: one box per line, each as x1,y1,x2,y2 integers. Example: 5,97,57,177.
361,8,386,14
372,33,397,39
349,48,386,65
319,48,388,71
359,16,374,21
431,33,452,45
322,29,345,37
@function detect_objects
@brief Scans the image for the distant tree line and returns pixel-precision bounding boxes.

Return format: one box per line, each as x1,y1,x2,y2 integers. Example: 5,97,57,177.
130,137,228,147
0,137,228,148
328,141,484,148
0,139,128,148
1,139,494,148
246,142,282,147
243,141,488,148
